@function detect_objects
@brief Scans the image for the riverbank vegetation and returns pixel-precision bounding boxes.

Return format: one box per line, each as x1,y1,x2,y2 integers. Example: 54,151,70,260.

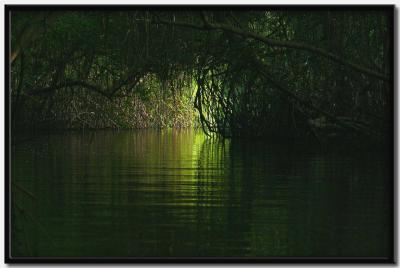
10,8,392,142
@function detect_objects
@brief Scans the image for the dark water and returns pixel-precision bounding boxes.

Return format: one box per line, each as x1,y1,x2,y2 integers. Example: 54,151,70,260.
11,129,391,258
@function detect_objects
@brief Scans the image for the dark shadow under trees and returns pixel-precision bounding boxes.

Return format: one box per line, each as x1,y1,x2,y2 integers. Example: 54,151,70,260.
10,8,392,143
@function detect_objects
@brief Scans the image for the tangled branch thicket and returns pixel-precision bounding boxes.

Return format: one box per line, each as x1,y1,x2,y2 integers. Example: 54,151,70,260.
11,10,391,142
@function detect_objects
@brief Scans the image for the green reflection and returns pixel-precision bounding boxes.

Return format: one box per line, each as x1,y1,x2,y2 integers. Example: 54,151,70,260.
11,130,390,258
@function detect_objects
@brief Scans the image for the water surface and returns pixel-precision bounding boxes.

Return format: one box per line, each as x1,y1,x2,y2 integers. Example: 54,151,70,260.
11,129,391,258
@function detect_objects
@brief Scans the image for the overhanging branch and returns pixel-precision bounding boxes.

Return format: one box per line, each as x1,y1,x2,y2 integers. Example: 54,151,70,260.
154,18,389,82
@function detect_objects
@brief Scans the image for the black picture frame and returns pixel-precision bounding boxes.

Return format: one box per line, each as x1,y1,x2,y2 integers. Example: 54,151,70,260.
4,4,396,264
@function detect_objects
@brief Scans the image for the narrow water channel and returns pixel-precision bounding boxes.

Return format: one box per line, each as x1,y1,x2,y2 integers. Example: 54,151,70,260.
11,129,391,258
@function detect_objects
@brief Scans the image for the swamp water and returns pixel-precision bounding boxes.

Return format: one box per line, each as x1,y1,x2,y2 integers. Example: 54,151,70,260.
11,129,391,258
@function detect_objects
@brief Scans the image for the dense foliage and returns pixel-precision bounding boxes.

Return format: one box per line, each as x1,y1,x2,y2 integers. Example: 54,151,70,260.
10,9,391,142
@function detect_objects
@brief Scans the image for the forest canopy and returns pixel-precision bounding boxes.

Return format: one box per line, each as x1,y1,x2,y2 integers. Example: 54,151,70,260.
10,8,392,142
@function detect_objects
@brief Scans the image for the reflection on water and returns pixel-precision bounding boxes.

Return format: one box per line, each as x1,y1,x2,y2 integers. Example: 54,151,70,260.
11,129,391,258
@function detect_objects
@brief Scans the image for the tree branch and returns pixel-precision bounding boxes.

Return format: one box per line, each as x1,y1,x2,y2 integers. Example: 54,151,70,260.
27,70,143,99
11,12,59,65
28,80,113,99
155,17,389,81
